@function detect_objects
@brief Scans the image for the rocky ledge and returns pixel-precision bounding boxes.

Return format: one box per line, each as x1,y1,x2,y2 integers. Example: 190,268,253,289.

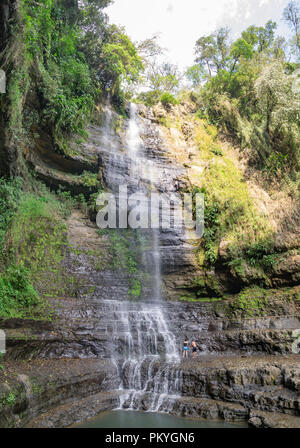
0,358,119,428
1,354,299,428
119,354,300,428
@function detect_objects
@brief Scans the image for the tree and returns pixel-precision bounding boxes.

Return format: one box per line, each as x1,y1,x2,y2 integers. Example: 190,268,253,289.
135,35,182,104
143,61,182,93
283,1,300,54
242,21,277,53
230,38,254,72
268,36,288,60
254,61,300,138
194,28,231,76
76,0,112,70
241,25,259,47
137,34,165,63
98,25,144,93
257,21,277,52
138,36,183,92
185,64,207,87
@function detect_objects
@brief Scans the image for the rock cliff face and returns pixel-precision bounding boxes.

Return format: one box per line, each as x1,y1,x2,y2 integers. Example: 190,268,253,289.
0,0,18,176
2,218,300,359
138,104,300,297
0,103,299,428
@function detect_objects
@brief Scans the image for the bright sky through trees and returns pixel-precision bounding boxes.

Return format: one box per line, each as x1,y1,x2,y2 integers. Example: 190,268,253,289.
107,0,292,68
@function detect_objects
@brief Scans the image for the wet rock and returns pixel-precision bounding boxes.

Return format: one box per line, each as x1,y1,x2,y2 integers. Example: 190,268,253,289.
26,391,121,428
248,416,263,427
0,359,119,428
248,409,300,428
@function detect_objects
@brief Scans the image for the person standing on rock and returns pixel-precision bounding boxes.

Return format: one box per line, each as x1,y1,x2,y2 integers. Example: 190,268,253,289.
191,340,197,359
183,338,189,358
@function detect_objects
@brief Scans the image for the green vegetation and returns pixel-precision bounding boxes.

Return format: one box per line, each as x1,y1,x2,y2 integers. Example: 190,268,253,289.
160,92,178,108
190,168,280,286
1,391,16,407
187,128,285,281
0,354,4,371
0,177,79,319
128,279,142,298
79,171,100,189
228,286,269,317
189,120,273,266
8,193,67,298
3,0,142,157
0,265,41,319
190,5,300,197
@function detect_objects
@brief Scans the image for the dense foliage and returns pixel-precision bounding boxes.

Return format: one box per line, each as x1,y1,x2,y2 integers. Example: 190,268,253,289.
3,0,142,153
190,4,300,197
0,176,88,318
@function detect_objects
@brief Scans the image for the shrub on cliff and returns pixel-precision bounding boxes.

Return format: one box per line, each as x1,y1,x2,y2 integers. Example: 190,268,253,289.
0,266,41,318
160,92,178,108
0,178,76,319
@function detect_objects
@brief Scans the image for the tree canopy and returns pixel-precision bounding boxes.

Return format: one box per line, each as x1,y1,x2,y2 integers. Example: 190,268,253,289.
283,0,300,53
186,3,300,190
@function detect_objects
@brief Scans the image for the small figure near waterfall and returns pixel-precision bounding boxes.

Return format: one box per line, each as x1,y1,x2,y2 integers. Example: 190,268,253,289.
192,340,197,359
183,338,189,358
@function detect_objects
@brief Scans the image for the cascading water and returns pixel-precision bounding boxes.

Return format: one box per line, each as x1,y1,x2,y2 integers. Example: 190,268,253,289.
100,102,182,413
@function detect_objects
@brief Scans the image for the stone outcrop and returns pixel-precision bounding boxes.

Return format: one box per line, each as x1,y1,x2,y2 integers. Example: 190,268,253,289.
248,409,300,428
2,295,300,361
0,359,119,428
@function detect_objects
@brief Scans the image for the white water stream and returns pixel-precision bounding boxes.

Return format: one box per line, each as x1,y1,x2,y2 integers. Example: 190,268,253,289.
101,103,181,412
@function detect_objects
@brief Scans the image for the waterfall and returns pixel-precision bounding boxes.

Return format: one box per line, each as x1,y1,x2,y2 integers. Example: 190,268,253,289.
99,102,181,413
126,103,142,157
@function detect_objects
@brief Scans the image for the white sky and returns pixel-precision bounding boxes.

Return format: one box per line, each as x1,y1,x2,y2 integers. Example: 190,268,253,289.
106,0,292,69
